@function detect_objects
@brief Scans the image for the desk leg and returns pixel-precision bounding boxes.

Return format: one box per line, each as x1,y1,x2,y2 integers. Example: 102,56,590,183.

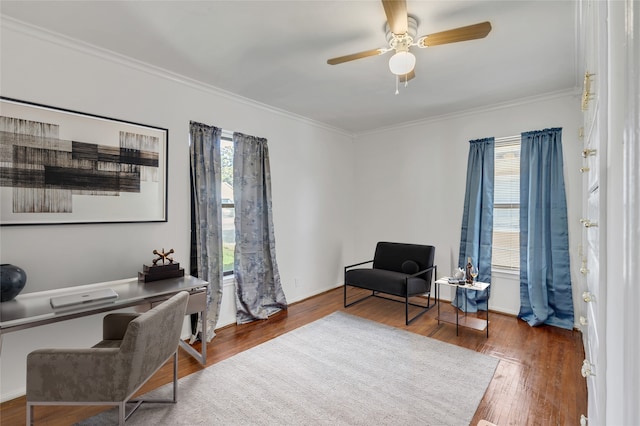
201,305,207,362
178,308,207,366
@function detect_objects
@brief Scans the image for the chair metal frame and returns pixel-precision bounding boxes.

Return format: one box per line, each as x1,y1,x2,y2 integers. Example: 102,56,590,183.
344,262,437,325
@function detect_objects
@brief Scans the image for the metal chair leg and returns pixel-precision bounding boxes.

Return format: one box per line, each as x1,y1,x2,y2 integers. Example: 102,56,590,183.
118,402,125,425
172,351,178,402
405,290,410,326
26,402,33,426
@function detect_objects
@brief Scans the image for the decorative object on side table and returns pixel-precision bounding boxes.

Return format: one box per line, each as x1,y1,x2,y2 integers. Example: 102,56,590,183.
453,267,465,280
138,248,185,282
0,264,27,302
465,257,474,284
470,264,479,283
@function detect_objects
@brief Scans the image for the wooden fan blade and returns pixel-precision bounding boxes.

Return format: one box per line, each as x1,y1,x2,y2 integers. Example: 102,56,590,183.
327,48,386,65
382,0,408,35
417,21,492,47
400,69,415,83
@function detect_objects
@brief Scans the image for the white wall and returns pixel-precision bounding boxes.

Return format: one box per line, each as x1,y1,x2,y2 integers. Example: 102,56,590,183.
351,93,583,316
0,20,354,401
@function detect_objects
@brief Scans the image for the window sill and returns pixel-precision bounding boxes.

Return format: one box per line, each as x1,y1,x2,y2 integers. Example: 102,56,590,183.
223,274,235,287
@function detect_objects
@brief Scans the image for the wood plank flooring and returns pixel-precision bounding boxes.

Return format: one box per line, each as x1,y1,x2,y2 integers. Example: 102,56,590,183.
0,287,587,426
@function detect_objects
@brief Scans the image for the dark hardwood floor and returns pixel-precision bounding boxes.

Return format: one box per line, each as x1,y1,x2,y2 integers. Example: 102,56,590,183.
1,287,587,426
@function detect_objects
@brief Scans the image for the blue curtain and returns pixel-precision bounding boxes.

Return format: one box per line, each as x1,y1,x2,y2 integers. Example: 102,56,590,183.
189,121,223,342
455,137,494,312
518,128,574,329
233,132,287,324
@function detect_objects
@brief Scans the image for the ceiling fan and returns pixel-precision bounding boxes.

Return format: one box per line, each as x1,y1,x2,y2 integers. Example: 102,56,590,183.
327,0,492,88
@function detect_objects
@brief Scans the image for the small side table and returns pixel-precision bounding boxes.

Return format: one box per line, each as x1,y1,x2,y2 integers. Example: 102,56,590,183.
435,277,490,337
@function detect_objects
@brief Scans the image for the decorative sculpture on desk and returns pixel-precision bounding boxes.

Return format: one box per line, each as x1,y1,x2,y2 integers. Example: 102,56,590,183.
152,248,175,265
139,248,184,283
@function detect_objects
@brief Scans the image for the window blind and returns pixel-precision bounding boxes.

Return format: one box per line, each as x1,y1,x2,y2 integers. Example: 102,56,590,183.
493,136,520,270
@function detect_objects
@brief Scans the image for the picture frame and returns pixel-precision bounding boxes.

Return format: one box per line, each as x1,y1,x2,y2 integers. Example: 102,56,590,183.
0,97,168,225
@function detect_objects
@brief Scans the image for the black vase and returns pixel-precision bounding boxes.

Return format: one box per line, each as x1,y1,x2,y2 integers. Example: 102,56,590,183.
0,264,27,302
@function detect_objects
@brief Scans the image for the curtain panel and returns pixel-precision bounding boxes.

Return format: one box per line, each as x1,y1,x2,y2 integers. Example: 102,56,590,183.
456,137,494,312
233,132,287,324
518,128,574,329
189,121,224,342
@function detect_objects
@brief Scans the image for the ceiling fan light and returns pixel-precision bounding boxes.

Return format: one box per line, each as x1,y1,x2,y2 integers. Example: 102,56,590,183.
388,51,416,75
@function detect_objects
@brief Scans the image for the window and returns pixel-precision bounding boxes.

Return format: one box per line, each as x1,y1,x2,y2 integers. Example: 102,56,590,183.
221,134,235,275
492,136,520,270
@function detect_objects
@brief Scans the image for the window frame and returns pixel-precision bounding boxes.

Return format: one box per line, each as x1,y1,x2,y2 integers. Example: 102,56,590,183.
220,132,235,276
492,135,521,272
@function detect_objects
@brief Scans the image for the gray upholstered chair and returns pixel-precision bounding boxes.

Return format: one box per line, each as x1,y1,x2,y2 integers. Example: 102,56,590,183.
26,291,189,425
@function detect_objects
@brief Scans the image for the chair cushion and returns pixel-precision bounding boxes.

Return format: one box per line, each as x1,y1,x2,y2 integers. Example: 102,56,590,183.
345,268,430,297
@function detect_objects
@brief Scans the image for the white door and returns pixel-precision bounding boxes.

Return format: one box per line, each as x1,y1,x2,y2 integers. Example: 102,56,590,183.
578,0,607,424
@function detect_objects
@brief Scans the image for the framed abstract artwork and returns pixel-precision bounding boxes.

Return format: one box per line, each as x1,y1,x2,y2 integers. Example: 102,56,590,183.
0,97,168,225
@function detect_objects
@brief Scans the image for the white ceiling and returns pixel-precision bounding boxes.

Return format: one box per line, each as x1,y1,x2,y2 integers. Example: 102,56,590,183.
1,1,578,134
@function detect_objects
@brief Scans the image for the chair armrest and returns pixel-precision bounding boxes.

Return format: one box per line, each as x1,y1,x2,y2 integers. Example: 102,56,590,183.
103,313,140,340
345,260,374,271
27,348,127,402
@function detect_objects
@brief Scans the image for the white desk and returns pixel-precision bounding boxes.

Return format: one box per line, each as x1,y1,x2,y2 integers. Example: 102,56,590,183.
0,275,209,365
435,277,490,337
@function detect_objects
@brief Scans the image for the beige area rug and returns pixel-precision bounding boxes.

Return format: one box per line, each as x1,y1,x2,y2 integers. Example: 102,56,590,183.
78,312,498,425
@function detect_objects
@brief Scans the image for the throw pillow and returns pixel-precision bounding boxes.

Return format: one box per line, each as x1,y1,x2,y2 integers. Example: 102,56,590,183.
401,260,419,274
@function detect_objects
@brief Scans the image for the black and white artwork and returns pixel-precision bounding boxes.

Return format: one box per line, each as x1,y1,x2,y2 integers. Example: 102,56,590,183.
0,98,168,225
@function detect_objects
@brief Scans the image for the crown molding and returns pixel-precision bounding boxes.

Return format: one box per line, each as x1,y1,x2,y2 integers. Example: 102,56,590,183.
1,16,352,138
354,87,581,137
